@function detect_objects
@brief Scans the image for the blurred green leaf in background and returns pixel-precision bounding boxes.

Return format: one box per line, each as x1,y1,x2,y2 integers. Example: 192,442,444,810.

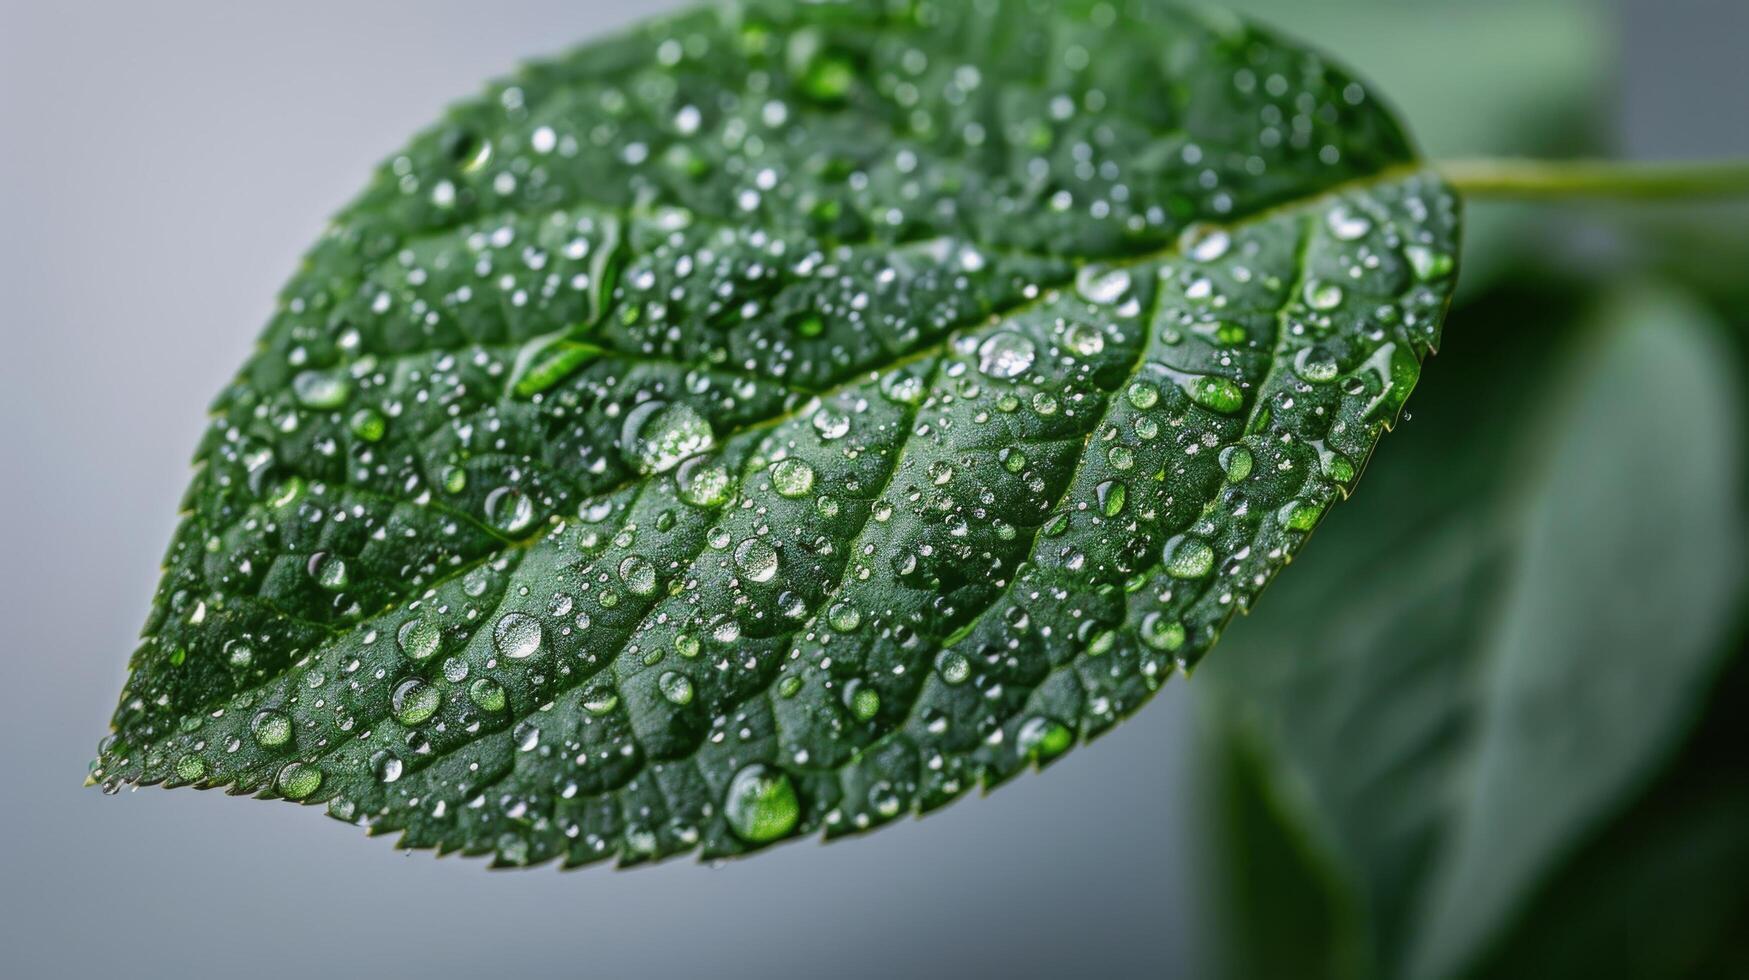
1195,2,1749,978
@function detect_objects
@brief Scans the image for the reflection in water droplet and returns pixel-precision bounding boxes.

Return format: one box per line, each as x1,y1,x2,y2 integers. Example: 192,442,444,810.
676,455,736,507
397,617,442,662
1076,265,1132,304
977,331,1037,379
618,555,658,595
622,401,715,474
724,763,800,842
391,678,441,726
484,486,536,534
658,671,695,706
734,538,780,583
1017,715,1073,763
770,458,816,498
1165,536,1216,579
493,612,543,659
1305,279,1345,311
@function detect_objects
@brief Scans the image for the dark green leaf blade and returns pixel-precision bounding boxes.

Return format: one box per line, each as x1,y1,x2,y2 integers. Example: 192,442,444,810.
93,0,1458,867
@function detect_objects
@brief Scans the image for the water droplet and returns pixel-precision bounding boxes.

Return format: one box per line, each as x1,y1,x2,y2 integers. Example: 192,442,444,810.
307,552,349,591
811,408,851,441
174,755,206,782
1404,243,1454,281
252,709,292,748
373,751,403,784
676,455,736,508
349,407,386,442
277,762,322,800
724,763,800,843
622,401,714,474
734,538,780,583
1293,346,1341,383
1017,716,1073,763
1097,480,1127,517
1165,536,1215,579
1140,613,1186,651
391,678,441,726
845,682,880,721
493,612,543,659
977,331,1036,379
583,686,619,716
1188,376,1244,414
1180,223,1231,262
292,370,350,409
1126,382,1160,409
1325,204,1373,241
484,486,536,534
1304,280,1344,311
1219,445,1254,482
1076,266,1132,304
827,601,862,632
658,671,695,706
468,677,506,711
936,650,972,684
1064,322,1106,357
770,458,816,498
618,555,658,595
397,617,442,662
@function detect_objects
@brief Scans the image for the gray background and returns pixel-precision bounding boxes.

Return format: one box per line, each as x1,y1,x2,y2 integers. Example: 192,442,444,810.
0,3,1742,978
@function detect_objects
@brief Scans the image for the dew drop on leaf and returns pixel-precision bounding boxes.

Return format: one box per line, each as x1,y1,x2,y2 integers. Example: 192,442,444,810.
724,764,800,843
493,612,543,660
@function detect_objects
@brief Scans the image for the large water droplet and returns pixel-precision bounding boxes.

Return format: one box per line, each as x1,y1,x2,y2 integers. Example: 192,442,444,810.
622,401,714,474
1076,265,1132,304
977,331,1037,379
1017,715,1073,763
493,612,543,659
724,763,800,843
618,555,658,596
252,709,292,748
391,678,441,726
1164,536,1215,579
734,538,780,583
397,618,442,662
658,671,695,706
484,486,536,534
676,456,736,508
293,370,350,409
770,458,816,498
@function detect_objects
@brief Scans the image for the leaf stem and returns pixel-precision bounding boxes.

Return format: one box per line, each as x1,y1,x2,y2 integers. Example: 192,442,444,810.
1438,158,1749,201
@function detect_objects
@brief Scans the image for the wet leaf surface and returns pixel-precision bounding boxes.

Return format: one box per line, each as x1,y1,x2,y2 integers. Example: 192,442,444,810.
93,0,1457,867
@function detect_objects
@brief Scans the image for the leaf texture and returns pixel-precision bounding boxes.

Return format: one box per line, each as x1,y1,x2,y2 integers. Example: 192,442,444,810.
92,0,1458,867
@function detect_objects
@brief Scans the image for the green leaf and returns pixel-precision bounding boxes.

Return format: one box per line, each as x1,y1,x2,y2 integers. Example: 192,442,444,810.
1197,283,1746,977
92,0,1458,867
